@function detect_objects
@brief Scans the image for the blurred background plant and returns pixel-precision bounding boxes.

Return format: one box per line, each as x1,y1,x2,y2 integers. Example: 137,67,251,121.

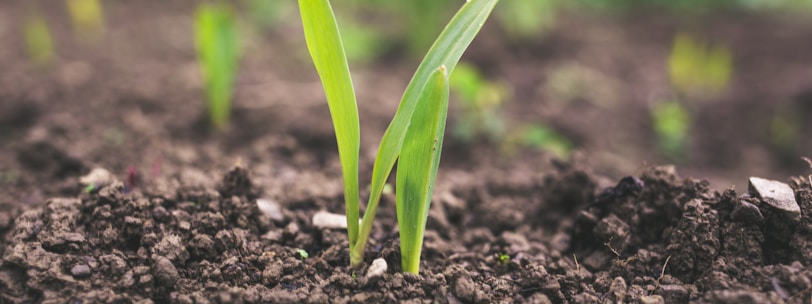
668,33,733,98
23,10,55,68
450,62,573,159
195,1,241,130
66,0,105,41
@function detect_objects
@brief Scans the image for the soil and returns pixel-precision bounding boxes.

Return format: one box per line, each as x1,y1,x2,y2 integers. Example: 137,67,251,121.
1,1,812,303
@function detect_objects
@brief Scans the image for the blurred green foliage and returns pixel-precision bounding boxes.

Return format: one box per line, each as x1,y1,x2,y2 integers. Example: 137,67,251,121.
449,62,509,141
668,33,733,96
450,63,573,158
496,0,558,38
23,12,55,67
651,100,690,159
769,105,800,155
195,2,240,130
510,124,573,159
66,0,105,40
243,0,293,28
241,0,809,64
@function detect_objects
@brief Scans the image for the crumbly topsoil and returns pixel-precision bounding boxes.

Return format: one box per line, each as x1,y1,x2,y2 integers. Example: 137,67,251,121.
1,163,810,303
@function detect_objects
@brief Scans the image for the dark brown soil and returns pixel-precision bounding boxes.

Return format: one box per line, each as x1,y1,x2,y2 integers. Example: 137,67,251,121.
3,163,812,303
1,1,812,303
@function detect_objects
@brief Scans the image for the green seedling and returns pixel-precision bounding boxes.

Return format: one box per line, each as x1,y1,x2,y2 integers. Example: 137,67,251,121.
668,33,733,97
768,104,801,159
243,0,292,28
298,0,498,274
195,2,240,130
497,253,511,265
296,249,309,260
66,0,105,41
449,62,509,141
651,100,690,159
496,0,557,39
509,124,573,159
23,12,55,67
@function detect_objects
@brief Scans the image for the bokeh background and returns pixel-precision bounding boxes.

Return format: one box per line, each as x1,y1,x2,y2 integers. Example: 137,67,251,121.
2,0,812,195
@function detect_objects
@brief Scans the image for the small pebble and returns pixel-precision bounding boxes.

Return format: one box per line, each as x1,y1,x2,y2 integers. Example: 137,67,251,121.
749,177,800,221
71,264,92,278
365,258,388,283
80,168,117,189
312,211,352,229
257,199,284,222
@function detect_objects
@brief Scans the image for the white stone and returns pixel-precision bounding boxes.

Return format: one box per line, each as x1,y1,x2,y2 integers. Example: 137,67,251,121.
257,199,284,222
80,168,116,188
749,177,801,221
312,211,349,229
365,258,388,281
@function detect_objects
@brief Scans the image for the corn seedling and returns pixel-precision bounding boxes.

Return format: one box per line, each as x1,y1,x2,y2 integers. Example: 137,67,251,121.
449,62,509,141
449,64,572,159
296,249,309,260
23,12,55,67
651,100,690,159
298,0,498,274
508,124,573,159
769,104,801,159
195,2,240,130
66,0,105,41
668,33,733,97
496,0,557,39
243,0,292,28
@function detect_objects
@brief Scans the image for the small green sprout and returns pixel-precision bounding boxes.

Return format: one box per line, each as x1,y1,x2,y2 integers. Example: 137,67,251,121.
66,0,105,41
496,0,557,39
298,0,498,274
651,100,690,159
244,0,292,28
668,33,733,97
511,124,573,159
769,105,800,155
84,184,96,193
497,253,511,265
296,249,309,260
23,12,55,67
449,62,509,141
195,2,240,130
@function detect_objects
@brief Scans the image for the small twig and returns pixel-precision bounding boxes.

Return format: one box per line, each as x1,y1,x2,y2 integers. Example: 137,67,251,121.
651,256,672,295
604,236,621,257
573,254,580,272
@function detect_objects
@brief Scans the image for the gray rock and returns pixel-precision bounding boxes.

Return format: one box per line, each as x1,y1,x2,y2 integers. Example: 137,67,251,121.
71,264,92,278
312,211,360,230
363,258,388,286
749,177,800,221
730,200,764,224
257,199,284,222
80,168,117,189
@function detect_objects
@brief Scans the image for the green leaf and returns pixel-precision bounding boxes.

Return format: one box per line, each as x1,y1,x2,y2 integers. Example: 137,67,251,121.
352,0,498,265
396,66,449,274
24,12,55,67
195,2,240,129
298,0,361,253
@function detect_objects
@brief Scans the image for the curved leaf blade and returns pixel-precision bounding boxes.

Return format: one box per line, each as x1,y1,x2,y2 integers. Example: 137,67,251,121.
353,0,499,263
396,66,449,274
298,0,361,251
